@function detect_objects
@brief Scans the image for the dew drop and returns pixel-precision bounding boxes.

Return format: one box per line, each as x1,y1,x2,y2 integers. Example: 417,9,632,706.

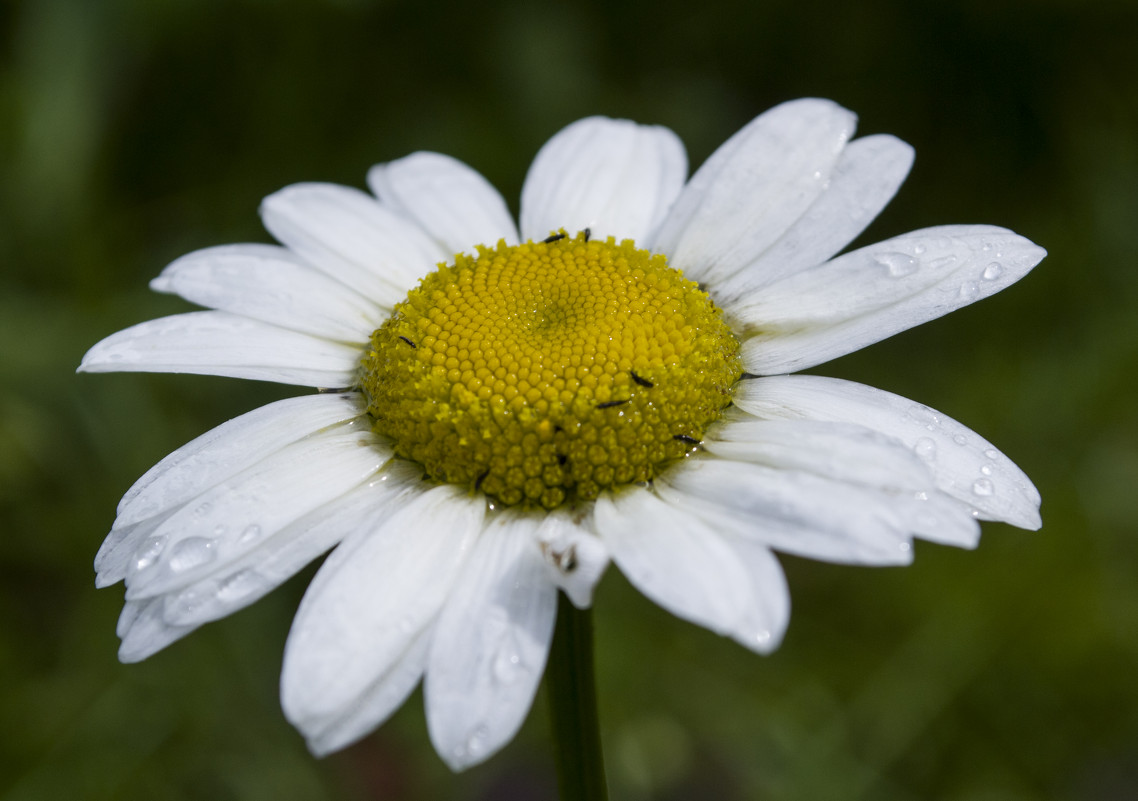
984,448,999,459
899,542,912,552
926,255,958,270
952,434,967,446
982,262,1003,281
980,464,993,476
493,652,522,684
168,536,217,572
133,536,166,571
754,630,772,645
465,726,490,756
193,501,212,518
874,252,918,277
914,437,937,462
213,524,227,537
239,524,263,544
972,478,994,497
913,243,927,255
959,281,980,300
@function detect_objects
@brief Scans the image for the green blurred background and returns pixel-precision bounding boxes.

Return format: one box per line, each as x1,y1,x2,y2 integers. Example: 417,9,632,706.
2,0,1136,798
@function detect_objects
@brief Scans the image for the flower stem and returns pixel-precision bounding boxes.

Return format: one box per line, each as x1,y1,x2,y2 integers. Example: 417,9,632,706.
547,592,608,801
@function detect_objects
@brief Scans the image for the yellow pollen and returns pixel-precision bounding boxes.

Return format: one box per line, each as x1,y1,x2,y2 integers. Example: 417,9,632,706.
359,231,742,509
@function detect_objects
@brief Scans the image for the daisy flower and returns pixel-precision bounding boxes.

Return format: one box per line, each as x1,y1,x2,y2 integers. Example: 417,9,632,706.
80,98,1044,771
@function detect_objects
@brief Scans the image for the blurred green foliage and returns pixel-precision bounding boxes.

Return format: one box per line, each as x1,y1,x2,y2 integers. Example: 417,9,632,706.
2,0,1137,798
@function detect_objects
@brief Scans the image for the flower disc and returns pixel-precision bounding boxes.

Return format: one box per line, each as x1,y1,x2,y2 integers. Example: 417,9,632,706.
360,231,741,508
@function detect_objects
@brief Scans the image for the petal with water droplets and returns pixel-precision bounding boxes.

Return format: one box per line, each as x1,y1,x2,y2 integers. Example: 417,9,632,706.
425,512,557,771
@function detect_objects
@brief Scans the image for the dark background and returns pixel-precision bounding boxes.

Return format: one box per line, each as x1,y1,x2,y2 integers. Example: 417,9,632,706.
2,0,1136,798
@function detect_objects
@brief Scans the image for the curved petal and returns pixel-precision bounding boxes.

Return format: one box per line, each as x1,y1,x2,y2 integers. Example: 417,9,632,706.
281,486,485,738
367,152,519,255
732,375,1041,529
96,393,367,587
151,244,384,342
594,487,752,634
158,460,428,629
657,458,916,565
651,99,857,285
737,225,1046,374
533,510,609,609
78,311,362,388
713,134,914,304
123,424,390,601
260,182,450,299
426,513,557,771
520,117,687,244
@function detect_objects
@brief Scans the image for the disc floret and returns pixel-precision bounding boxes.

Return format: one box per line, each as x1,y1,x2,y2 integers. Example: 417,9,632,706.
359,231,741,509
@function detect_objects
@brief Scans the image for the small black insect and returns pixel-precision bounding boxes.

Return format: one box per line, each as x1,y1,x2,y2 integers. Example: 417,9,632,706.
398,336,417,348
629,370,654,388
542,232,566,243
556,454,568,466
583,227,591,242
474,469,490,491
673,434,701,445
596,399,629,409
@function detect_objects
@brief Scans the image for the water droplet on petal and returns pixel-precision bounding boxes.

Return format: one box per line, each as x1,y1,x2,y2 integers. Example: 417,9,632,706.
926,255,958,270
914,437,937,462
953,434,967,446
493,652,522,685
984,448,999,459
972,478,994,497
980,464,993,476
239,524,262,544
913,243,927,255
959,281,980,300
133,536,166,571
466,726,490,756
168,536,217,572
982,262,1003,280
874,252,918,277
899,542,912,552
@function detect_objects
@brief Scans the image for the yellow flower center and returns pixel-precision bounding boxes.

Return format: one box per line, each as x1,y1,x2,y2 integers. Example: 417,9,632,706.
359,231,741,509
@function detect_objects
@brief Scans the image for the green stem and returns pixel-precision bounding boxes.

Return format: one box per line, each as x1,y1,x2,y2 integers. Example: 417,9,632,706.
547,592,609,801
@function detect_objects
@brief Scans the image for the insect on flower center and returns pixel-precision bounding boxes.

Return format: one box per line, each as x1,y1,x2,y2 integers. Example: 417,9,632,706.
359,230,742,509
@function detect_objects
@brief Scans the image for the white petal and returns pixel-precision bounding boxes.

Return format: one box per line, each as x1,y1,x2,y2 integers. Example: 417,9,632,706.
520,117,687,244
719,538,790,654
367,152,519,255
95,393,367,587
733,375,1041,529
706,417,936,492
651,99,856,285
260,182,449,299
281,486,485,736
657,458,915,565
77,310,362,387
305,627,431,757
116,597,199,663
150,244,384,342
426,513,557,771
123,424,390,600
902,491,981,549
533,510,609,609
713,134,914,304
594,487,751,634
737,225,1047,374
159,460,428,628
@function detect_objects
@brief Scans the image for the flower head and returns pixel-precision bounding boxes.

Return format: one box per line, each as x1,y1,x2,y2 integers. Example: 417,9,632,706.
80,99,1044,769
